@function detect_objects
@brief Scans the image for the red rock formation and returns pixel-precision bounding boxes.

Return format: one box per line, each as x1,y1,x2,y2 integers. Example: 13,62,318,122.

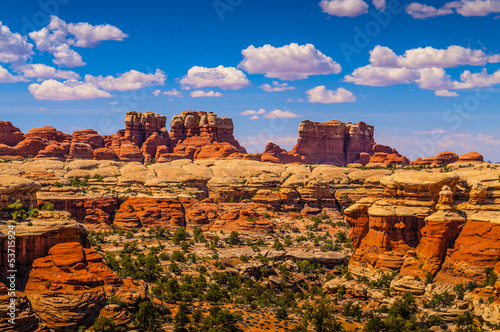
69,142,94,159
37,198,120,227
400,185,465,278
124,111,167,147
344,199,371,250
158,111,246,161
114,197,185,229
0,121,24,146
347,201,428,271
25,126,69,142
209,206,276,233
0,137,49,158
93,147,119,160
354,152,371,165
457,151,484,164
367,152,409,166
24,242,147,331
72,129,105,148
289,120,374,165
141,132,171,163
106,134,143,162
411,151,459,166
36,143,70,159
181,198,220,230
436,213,500,284
260,142,302,164
0,282,40,331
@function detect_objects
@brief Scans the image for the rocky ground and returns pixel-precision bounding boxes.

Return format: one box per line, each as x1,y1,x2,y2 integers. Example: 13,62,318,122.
1,157,500,331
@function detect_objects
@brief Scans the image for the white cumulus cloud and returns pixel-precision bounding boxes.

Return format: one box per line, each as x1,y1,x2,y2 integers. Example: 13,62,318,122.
406,3,454,19
260,81,296,92
344,65,420,86
264,109,302,119
407,0,500,19
239,43,341,80
0,65,27,83
241,109,266,116
372,0,386,10
306,86,357,103
452,68,500,89
435,90,459,97
0,22,33,63
319,0,369,17
13,63,80,80
84,69,165,91
180,65,250,90
29,16,127,67
370,45,500,68
164,88,182,97
29,79,112,100
190,90,223,97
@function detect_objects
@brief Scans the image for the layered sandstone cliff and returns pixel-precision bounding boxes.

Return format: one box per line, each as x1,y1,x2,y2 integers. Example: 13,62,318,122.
288,120,375,165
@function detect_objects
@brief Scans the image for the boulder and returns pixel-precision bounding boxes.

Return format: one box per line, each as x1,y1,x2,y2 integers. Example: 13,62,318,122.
24,242,147,331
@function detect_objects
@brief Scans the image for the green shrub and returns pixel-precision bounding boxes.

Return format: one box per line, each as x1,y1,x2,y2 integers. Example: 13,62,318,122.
41,202,55,211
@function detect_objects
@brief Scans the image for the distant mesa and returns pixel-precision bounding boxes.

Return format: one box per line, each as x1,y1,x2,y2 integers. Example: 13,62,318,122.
0,111,483,166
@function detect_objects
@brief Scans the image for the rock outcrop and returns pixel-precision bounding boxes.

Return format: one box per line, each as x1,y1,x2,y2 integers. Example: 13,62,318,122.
157,111,246,161
0,175,40,215
289,120,375,165
436,211,500,284
0,121,24,146
114,197,185,230
123,111,168,148
24,242,147,331
260,142,302,164
456,151,484,164
0,282,40,331
411,151,459,166
346,171,460,272
399,185,466,278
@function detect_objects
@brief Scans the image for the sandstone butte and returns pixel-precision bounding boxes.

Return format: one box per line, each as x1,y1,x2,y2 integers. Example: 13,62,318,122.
1,110,479,167
0,112,499,329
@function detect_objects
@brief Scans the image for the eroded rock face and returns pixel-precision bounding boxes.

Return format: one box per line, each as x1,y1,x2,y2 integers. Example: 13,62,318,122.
411,151,459,166
0,219,89,286
381,171,459,201
24,242,147,331
366,152,409,167
400,185,465,278
348,200,429,271
25,126,70,142
289,120,375,166
124,111,167,147
114,197,185,230
260,142,302,164
72,129,105,149
159,111,246,161
0,121,25,146
346,172,459,272
457,151,484,164
37,197,120,227
436,211,500,284
209,205,276,233
0,175,40,215
0,283,40,331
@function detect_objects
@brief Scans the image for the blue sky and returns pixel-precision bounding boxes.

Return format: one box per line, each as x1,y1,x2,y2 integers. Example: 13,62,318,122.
1,0,500,161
